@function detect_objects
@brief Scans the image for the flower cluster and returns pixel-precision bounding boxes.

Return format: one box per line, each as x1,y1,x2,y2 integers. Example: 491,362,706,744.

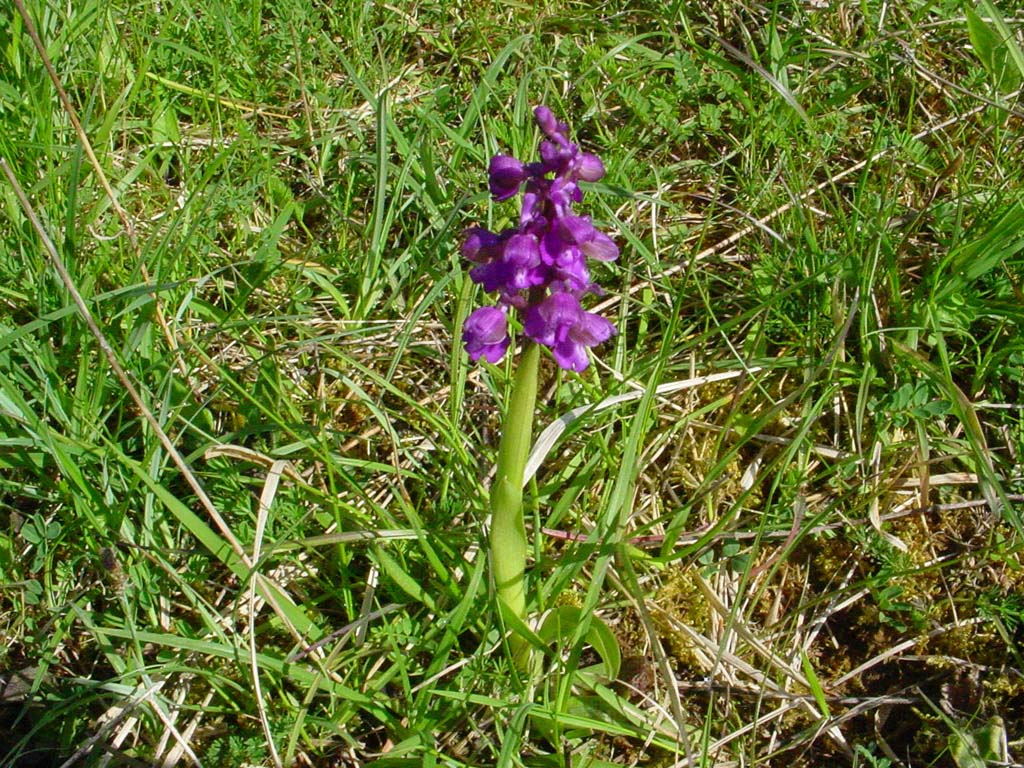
461,106,617,372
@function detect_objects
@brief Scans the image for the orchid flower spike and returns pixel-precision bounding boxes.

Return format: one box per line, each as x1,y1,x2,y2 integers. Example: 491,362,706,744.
462,106,617,372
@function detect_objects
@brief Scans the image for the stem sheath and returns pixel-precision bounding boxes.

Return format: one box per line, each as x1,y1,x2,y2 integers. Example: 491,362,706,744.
489,341,540,658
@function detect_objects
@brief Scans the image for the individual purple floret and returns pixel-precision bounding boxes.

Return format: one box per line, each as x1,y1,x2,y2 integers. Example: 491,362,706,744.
463,306,510,363
523,293,615,372
461,106,617,372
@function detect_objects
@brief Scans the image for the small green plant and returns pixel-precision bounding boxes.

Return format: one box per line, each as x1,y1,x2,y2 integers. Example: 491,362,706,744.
870,380,951,430
18,515,62,575
205,731,269,768
853,744,894,768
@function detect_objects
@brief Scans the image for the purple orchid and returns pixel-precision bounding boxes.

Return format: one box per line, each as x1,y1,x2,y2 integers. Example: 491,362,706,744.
462,106,617,372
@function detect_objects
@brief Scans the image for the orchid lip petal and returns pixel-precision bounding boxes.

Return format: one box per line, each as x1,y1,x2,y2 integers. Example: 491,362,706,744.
553,341,589,371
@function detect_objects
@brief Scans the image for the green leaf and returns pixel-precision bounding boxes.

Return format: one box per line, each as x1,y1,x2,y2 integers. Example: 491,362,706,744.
20,518,42,545
151,100,181,146
951,716,1007,768
968,1,1024,91
931,201,1024,305
537,605,621,681
801,650,831,718
374,545,437,612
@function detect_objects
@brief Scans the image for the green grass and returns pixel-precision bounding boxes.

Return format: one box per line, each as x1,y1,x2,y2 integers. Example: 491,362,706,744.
2,0,1024,765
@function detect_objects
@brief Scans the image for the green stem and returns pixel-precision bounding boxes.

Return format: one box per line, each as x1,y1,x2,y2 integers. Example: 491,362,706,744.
490,340,540,659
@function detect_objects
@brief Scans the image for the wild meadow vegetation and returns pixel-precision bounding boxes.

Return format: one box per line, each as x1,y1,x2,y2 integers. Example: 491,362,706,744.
2,0,1024,765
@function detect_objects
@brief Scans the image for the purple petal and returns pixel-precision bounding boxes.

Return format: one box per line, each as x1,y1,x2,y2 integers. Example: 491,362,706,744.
461,227,500,263
580,231,618,261
540,291,584,325
503,233,540,268
557,215,597,245
469,261,511,293
488,155,526,201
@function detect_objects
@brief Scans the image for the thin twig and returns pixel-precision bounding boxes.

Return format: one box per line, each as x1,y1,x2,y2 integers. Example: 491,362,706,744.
12,0,137,248
12,0,185,370
0,158,248,564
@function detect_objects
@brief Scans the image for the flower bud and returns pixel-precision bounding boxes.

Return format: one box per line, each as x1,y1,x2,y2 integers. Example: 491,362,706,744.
488,155,526,201
577,153,605,182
